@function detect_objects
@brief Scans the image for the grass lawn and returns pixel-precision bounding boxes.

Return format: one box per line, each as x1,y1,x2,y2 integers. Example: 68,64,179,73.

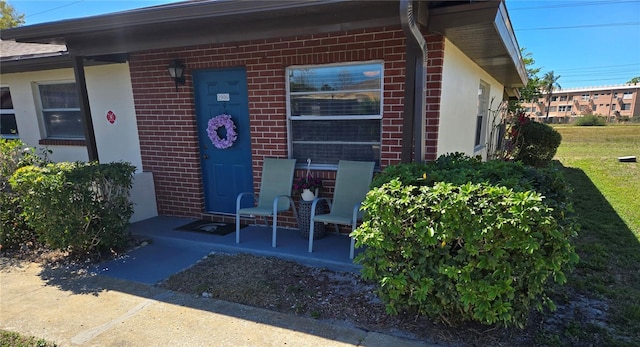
0,330,57,347
551,124,640,345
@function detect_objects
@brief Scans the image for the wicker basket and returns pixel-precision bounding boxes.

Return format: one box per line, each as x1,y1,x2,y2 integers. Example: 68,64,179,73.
297,199,327,239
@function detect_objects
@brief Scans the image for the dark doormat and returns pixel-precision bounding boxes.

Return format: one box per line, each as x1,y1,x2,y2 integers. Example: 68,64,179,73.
174,220,245,236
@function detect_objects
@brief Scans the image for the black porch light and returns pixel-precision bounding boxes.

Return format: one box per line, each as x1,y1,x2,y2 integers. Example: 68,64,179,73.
167,59,186,91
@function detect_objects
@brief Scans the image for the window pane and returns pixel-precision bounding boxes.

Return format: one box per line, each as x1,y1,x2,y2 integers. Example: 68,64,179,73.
290,92,380,117
1,87,13,109
43,110,84,138
291,119,380,142
1,114,18,136
474,116,483,146
292,143,380,165
39,83,79,109
475,81,490,146
291,119,380,165
289,63,382,93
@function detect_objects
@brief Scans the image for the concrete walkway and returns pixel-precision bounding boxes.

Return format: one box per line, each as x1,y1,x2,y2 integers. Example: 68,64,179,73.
0,216,441,346
0,260,435,347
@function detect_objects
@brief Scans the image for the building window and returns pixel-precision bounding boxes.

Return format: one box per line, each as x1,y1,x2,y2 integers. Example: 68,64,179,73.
622,103,631,110
580,105,587,112
37,83,83,139
287,62,382,167
581,94,589,100
475,80,490,147
559,105,572,112
623,92,633,100
1,87,18,138
549,106,557,112
614,92,618,98
612,104,616,110
560,95,567,101
593,105,597,111
593,94,599,99
551,96,558,102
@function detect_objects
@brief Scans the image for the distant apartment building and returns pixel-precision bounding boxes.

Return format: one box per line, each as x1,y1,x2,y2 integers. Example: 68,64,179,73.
520,84,640,123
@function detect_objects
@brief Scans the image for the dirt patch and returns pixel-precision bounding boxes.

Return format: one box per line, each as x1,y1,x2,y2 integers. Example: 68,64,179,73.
159,252,540,346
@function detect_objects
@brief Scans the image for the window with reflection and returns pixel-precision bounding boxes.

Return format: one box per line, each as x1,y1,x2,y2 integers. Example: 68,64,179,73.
38,83,83,139
1,87,18,138
287,62,383,167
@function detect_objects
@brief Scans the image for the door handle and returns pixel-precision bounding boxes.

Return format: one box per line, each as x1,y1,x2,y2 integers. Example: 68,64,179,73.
203,154,209,159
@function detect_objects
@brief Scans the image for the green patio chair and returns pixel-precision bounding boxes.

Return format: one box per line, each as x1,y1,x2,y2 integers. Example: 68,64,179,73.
308,160,375,259
236,158,298,247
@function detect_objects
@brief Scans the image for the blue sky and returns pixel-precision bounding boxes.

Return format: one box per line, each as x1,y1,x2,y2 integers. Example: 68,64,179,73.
8,0,640,89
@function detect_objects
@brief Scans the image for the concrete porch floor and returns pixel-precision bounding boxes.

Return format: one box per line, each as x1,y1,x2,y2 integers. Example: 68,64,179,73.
93,216,363,285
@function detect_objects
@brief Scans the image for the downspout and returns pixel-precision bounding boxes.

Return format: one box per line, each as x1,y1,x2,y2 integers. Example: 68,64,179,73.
400,0,427,163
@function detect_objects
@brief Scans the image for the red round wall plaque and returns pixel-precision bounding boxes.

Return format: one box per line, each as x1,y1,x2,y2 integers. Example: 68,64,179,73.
106,110,116,124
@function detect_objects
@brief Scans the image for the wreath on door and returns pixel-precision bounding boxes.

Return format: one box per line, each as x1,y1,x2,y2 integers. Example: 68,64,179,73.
206,114,238,149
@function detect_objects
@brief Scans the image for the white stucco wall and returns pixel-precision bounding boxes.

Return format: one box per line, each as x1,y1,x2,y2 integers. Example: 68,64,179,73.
438,38,506,159
1,63,157,222
84,64,143,171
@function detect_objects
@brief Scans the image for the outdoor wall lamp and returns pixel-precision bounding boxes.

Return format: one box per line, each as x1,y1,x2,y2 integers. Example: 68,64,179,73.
167,59,186,91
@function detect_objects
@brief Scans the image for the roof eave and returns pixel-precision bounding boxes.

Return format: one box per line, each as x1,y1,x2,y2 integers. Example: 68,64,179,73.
0,0,358,44
1,53,72,73
428,0,527,88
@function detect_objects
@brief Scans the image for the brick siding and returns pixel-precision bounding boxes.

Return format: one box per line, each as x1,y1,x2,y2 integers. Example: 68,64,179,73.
129,27,444,226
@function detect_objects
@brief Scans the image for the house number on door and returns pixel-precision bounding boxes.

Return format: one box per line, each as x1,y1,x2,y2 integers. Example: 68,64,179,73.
217,93,230,102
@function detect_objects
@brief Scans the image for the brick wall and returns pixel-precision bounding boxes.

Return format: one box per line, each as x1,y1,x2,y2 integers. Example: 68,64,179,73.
129,26,444,225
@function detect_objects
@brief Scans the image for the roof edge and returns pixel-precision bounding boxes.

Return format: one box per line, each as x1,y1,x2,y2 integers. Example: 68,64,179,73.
0,0,352,44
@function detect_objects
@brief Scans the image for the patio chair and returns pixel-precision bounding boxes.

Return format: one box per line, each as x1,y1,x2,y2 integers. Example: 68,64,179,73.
236,158,298,247
308,160,375,259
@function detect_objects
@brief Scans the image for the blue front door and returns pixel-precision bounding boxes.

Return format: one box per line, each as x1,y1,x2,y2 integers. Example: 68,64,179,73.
194,68,253,214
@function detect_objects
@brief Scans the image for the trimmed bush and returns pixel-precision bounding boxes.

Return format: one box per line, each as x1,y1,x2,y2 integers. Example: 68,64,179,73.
513,120,562,167
10,161,136,257
0,139,49,251
575,114,606,126
353,154,579,327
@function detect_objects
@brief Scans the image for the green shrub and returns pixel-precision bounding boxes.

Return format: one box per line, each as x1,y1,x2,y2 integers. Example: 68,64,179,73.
512,120,562,167
353,154,579,327
575,114,606,126
9,161,136,257
372,153,573,209
0,139,49,251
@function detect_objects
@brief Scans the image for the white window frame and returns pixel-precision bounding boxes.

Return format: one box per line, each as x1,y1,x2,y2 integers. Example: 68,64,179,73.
1,86,18,139
286,61,384,169
474,80,490,148
35,81,83,140
623,92,633,100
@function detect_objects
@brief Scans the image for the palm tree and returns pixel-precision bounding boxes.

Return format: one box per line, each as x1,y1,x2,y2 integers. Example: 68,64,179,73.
542,71,561,122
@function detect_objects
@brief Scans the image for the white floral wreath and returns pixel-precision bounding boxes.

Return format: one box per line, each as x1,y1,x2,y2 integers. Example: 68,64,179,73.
206,114,238,149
